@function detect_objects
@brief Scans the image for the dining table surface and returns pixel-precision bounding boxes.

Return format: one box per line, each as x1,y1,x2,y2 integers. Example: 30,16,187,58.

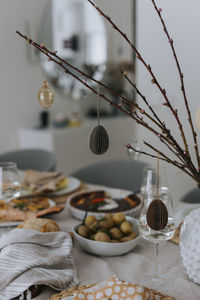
0,181,200,300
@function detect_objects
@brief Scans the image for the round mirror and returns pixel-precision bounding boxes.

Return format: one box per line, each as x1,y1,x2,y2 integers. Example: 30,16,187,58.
39,0,107,100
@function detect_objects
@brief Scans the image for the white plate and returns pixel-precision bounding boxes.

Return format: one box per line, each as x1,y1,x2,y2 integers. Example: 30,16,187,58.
0,198,55,227
20,176,81,197
67,186,142,220
52,176,81,195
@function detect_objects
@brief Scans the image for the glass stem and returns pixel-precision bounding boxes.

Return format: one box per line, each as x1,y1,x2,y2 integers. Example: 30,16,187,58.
154,242,159,279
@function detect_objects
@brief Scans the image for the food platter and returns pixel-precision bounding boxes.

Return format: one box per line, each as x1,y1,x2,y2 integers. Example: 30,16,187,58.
0,197,63,227
67,186,142,220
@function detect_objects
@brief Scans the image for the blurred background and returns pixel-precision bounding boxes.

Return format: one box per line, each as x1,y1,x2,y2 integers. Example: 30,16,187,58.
0,0,199,201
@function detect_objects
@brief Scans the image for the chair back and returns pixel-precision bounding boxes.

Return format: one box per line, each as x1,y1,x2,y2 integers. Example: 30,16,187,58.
0,149,56,171
71,159,148,192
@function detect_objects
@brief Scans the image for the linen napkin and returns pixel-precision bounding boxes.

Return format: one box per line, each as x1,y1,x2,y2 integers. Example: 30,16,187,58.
0,229,79,300
22,170,67,194
72,276,175,300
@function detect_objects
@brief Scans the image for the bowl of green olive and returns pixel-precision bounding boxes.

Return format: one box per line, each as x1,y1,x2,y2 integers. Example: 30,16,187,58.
73,213,141,256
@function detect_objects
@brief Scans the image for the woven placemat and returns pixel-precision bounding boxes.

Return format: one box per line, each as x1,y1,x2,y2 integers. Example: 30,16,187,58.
170,222,182,245
48,284,176,300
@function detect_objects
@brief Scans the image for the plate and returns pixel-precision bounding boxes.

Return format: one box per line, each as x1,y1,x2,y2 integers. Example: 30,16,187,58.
20,176,81,197
67,186,142,220
51,176,81,196
0,198,56,228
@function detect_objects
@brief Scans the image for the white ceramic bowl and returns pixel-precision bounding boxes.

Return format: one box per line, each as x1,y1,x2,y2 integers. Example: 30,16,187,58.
67,187,142,220
73,216,141,256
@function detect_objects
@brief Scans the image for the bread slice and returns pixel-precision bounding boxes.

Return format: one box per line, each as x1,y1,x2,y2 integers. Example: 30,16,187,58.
17,218,60,232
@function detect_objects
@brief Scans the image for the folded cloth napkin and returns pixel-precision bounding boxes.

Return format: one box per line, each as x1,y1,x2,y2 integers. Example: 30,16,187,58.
0,229,79,300
71,276,175,300
22,170,66,194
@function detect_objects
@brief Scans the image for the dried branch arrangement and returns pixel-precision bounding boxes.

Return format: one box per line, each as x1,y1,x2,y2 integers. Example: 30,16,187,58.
16,0,200,184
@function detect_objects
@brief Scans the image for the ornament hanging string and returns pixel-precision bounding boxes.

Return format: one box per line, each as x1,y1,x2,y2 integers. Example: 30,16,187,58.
156,152,160,199
97,86,100,127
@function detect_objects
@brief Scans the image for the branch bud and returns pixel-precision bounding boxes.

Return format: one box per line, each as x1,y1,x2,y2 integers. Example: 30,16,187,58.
147,64,151,70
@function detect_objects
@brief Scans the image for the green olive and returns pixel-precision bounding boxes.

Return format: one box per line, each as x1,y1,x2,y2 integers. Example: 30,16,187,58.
120,232,137,242
110,227,123,240
120,221,133,234
112,213,126,225
84,215,97,226
94,232,111,242
99,218,115,230
77,225,90,238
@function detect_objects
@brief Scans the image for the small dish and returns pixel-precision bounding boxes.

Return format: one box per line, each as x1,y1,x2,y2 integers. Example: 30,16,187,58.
73,216,141,256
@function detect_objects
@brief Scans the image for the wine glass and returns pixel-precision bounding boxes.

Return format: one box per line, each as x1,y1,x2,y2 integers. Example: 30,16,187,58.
0,162,21,205
140,167,156,196
139,169,175,286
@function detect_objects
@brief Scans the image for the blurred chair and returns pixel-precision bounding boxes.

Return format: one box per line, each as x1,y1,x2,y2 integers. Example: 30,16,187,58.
180,188,200,203
0,149,56,172
71,159,148,192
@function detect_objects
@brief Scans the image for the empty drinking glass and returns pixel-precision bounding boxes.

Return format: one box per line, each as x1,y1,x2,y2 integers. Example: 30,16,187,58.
0,162,21,204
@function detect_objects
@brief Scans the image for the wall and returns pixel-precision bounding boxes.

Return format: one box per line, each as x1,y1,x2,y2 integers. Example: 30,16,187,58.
136,0,200,202
0,0,134,155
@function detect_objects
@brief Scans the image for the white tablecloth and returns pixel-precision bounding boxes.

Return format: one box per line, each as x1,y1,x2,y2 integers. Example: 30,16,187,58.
0,203,199,300
32,205,200,300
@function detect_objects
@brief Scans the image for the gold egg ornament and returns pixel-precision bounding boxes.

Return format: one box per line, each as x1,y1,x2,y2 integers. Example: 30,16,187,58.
38,80,54,109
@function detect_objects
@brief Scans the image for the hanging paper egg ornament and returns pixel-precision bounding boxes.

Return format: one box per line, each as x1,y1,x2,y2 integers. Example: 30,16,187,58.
88,87,109,155
89,125,109,155
146,198,168,231
38,80,54,109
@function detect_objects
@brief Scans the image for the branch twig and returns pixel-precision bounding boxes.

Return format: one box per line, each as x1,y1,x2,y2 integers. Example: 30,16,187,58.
151,0,200,167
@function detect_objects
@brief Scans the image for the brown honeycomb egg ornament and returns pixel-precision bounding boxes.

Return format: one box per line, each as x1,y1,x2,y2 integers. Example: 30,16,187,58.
89,125,109,155
146,198,168,231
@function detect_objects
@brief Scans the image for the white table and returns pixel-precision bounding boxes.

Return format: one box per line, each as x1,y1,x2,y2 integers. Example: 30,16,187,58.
27,204,200,300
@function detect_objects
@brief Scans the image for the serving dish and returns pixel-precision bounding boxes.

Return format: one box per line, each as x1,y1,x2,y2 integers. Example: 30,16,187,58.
67,187,142,220
0,197,63,227
73,216,140,256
